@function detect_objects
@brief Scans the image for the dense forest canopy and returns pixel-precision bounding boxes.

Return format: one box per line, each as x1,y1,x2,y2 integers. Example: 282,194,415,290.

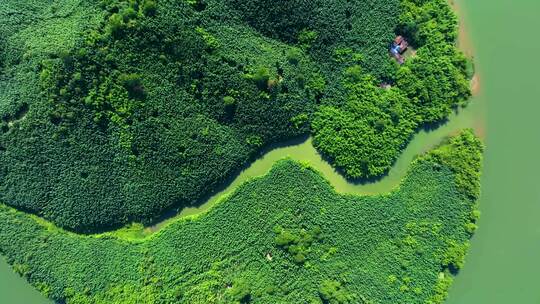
0,0,473,232
311,0,472,178
0,0,321,230
0,0,483,303
0,131,483,304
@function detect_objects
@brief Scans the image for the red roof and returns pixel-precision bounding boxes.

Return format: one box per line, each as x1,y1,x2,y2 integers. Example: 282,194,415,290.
400,40,409,49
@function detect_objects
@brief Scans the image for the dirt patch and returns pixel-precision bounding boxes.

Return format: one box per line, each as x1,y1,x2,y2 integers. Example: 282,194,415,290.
471,73,481,96
449,0,483,95
449,0,481,96
448,0,475,57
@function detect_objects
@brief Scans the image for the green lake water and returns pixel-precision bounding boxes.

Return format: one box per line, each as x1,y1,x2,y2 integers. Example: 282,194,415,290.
0,257,50,304
1,0,538,302
445,0,540,303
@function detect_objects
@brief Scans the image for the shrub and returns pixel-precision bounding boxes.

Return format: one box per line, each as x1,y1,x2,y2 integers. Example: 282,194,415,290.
286,49,302,65
107,13,126,36
119,73,144,99
223,96,236,107
298,29,318,48
142,0,157,16
252,67,271,91
226,279,252,303
196,27,219,51
319,280,354,304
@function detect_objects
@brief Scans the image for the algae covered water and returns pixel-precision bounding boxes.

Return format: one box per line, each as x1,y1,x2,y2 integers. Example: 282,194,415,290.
1,0,539,302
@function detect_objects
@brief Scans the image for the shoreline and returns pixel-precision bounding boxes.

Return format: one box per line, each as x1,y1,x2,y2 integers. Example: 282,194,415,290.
450,0,485,143
449,0,482,97
449,0,475,57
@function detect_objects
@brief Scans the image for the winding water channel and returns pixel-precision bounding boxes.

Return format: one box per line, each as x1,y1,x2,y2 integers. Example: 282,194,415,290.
149,95,484,232
0,104,485,304
2,0,539,302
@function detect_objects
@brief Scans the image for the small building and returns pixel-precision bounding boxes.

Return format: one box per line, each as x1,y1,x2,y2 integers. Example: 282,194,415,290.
380,82,391,90
390,35,409,64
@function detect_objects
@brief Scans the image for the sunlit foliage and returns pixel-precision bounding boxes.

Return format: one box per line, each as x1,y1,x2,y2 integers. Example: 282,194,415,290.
311,0,473,179
0,131,483,303
0,0,320,230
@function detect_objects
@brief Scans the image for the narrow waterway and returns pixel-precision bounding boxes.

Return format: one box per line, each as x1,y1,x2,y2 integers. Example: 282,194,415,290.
146,0,485,232
0,98,484,304
150,96,484,232
0,99,485,304
6,0,535,301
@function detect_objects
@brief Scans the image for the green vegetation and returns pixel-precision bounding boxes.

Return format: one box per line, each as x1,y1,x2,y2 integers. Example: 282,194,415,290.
312,69,417,178
318,280,355,304
312,0,472,179
0,0,321,230
0,130,483,303
0,1,482,302
274,225,322,264
0,0,474,230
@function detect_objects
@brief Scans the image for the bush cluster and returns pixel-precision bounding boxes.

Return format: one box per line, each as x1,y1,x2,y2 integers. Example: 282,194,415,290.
311,0,473,179
274,225,322,264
